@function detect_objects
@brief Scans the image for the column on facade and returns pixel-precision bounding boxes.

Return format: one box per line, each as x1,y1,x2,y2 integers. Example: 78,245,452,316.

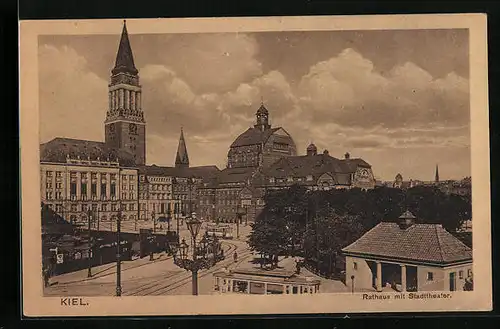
106,173,111,200
66,168,71,200
136,92,141,110
247,281,251,294
109,92,112,110
131,90,136,110
400,265,407,292
127,90,131,110
76,172,82,200
87,172,92,200
264,283,268,294
376,261,382,292
96,172,101,199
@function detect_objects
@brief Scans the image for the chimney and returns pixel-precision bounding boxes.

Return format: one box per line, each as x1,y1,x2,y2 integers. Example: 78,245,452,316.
345,152,350,159
398,210,416,229
323,149,329,156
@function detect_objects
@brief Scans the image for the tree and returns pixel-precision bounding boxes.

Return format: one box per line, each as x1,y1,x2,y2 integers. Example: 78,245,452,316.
304,209,365,276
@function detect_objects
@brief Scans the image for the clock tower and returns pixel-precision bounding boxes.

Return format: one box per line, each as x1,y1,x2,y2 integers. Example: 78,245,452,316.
104,20,146,166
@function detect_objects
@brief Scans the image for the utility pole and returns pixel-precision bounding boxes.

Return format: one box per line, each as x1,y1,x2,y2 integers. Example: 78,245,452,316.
87,210,93,278
116,209,122,297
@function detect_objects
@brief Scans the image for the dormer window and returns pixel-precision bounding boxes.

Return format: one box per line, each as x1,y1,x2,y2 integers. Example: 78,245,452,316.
306,175,313,181
287,176,293,182
269,178,275,184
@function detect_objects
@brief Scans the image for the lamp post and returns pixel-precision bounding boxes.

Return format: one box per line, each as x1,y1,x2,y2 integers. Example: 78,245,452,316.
151,210,156,233
171,213,224,295
87,210,93,278
116,209,122,297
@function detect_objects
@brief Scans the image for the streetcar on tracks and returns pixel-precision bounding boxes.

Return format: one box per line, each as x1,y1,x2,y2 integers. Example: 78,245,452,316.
212,268,321,295
206,223,233,239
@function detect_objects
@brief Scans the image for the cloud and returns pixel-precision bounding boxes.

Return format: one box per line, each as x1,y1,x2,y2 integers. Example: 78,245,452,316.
39,44,108,143
297,48,470,130
38,39,470,180
148,33,263,94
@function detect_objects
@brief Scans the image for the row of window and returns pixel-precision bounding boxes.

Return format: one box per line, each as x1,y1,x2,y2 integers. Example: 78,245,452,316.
121,183,136,190
68,214,137,222
269,176,313,184
49,202,136,213
150,184,171,191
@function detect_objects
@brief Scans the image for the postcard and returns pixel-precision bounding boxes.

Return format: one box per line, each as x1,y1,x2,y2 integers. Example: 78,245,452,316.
19,14,491,316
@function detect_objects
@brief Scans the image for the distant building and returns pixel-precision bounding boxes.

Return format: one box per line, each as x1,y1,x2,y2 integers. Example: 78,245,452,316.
343,211,473,292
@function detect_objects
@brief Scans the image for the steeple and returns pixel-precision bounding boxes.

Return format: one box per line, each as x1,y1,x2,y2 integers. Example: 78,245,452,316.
175,127,190,168
112,20,138,76
105,21,146,166
254,99,271,131
435,164,440,183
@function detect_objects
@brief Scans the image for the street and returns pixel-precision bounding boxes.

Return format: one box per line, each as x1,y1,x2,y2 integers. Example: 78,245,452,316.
44,222,347,296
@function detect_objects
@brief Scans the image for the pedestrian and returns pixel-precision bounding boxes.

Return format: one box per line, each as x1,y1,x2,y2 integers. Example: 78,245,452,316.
233,251,238,263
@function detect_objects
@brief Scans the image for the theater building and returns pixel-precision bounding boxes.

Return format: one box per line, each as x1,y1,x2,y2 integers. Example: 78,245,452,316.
343,211,473,292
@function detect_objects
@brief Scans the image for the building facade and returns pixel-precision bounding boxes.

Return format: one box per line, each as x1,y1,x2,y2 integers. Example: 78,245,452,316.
197,107,376,223
342,211,473,292
40,138,139,223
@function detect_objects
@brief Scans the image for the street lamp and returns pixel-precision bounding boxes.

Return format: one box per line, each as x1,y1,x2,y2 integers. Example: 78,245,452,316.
87,209,93,278
172,213,224,295
151,210,156,233
116,209,122,297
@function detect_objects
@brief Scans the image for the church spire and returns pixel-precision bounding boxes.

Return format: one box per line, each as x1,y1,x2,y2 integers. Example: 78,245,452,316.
435,164,440,183
112,20,138,76
175,127,190,168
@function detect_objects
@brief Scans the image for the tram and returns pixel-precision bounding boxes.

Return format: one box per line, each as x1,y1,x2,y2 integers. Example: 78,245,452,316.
213,268,321,295
206,224,234,239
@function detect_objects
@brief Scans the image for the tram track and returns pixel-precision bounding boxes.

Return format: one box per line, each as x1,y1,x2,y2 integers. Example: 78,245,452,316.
126,240,253,296
151,243,254,296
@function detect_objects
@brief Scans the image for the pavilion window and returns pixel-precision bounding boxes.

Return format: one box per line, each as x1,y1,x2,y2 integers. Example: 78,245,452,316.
427,272,434,281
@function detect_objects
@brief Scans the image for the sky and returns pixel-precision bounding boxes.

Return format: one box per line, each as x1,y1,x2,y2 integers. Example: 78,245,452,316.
38,28,470,181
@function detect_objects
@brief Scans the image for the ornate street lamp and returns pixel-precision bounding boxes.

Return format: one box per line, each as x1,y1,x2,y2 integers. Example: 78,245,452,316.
172,214,225,295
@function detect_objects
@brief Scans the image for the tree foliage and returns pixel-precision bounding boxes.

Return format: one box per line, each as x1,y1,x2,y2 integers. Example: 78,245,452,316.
248,185,471,272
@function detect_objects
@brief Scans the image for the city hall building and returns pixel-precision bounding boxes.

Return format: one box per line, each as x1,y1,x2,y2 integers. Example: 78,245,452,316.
40,22,219,224
40,21,376,226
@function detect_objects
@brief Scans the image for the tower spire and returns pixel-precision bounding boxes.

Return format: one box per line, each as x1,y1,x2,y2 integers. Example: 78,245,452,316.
175,127,190,169
112,20,138,75
435,164,440,183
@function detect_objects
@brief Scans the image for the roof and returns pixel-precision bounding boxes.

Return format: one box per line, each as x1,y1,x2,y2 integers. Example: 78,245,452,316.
342,222,472,265
40,137,136,167
256,104,269,115
205,167,257,187
213,269,321,285
260,153,370,182
112,21,138,76
139,164,220,180
175,128,189,167
230,127,281,148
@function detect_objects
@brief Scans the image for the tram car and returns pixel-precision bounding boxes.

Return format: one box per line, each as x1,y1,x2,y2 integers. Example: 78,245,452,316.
213,268,321,295
206,224,234,239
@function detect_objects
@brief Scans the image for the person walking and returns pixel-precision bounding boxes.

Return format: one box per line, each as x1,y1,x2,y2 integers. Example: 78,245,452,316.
43,266,50,287
233,251,238,263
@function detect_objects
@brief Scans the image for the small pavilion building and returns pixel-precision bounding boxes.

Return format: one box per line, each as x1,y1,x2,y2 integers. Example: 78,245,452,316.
342,211,473,292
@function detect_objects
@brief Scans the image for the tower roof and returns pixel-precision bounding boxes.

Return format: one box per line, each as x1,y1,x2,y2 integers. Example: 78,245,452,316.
435,164,440,182
306,143,317,151
112,21,138,76
175,128,190,168
256,103,269,116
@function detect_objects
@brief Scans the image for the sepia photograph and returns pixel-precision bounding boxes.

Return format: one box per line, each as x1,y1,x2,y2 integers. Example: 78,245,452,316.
20,14,491,316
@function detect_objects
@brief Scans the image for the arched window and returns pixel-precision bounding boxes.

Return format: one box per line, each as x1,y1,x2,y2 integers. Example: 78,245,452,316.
101,215,107,221
129,215,135,221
